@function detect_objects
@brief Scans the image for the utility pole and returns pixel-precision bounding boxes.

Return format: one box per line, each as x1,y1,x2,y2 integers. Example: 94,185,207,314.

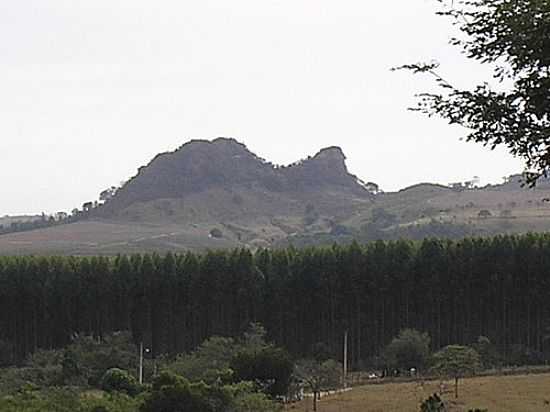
343,330,348,388
139,341,144,384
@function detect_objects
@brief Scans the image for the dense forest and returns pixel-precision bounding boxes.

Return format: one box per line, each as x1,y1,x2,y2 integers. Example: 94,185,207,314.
1,234,549,367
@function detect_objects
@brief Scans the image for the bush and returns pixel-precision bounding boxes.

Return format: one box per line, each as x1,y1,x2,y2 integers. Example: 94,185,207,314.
384,329,431,372
420,393,445,412
230,346,293,398
140,372,232,412
0,366,64,394
233,391,282,412
165,336,238,384
210,228,223,238
101,368,141,396
61,333,138,387
81,391,142,412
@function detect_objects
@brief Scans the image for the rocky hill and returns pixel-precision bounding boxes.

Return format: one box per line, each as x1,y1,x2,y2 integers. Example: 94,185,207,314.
95,138,372,223
2,138,550,255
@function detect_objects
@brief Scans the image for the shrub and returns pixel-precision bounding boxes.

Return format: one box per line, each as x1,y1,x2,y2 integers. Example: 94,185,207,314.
101,368,141,396
420,393,446,412
233,391,282,412
230,346,294,398
384,329,431,372
140,372,231,412
210,228,223,238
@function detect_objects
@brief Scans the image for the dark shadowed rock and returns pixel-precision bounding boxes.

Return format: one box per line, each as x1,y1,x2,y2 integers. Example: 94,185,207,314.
97,138,371,218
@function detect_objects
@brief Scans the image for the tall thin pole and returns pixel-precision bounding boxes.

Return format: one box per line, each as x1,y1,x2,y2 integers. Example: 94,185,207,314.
139,341,144,384
343,330,348,388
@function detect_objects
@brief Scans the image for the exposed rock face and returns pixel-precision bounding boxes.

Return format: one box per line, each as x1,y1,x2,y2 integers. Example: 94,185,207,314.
280,146,362,192
98,138,371,217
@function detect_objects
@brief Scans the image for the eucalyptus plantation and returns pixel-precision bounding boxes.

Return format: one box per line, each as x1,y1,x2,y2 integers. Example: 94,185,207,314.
1,234,550,365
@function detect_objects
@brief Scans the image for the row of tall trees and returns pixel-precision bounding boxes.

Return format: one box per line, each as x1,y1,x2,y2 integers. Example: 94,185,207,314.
1,234,550,366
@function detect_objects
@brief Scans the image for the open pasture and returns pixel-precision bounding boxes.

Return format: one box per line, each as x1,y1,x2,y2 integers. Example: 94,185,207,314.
287,373,550,412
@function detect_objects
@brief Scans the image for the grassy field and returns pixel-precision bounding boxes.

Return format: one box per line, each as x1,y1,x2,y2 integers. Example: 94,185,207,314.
0,220,240,255
3,180,550,255
286,373,550,412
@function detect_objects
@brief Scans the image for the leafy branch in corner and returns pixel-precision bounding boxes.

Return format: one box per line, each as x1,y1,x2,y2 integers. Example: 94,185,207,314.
395,0,550,186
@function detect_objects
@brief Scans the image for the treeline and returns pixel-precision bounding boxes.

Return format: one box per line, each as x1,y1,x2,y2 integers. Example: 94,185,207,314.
0,212,78,236
1,234,550,366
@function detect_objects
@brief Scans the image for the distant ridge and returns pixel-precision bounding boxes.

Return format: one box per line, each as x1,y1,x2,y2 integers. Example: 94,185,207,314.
4,139,550,256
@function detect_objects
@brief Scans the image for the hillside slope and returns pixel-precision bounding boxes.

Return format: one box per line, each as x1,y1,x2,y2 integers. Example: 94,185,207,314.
2,139,550,255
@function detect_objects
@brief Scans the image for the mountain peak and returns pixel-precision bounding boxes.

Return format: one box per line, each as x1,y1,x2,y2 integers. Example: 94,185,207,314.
98,138,371,217
313,146,346,161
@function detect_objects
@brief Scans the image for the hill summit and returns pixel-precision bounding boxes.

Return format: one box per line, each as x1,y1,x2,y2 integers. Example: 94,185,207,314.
98,137,371,219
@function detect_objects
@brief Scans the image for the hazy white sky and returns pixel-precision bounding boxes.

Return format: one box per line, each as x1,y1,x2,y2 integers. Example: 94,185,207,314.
1,0,524,215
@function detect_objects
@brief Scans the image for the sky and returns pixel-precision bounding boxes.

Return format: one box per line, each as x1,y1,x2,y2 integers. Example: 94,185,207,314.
0,0,524,215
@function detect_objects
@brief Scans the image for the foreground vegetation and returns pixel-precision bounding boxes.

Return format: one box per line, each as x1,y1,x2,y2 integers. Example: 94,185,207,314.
0,326,293,411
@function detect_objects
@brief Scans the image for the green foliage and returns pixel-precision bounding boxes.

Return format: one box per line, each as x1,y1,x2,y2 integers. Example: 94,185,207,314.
472,336,501,369
230,346,294,398
232,391,282,412
0,387,81,412
65,333,139,387
80,391,142,412
0,332,140,394
0,387,140,412
140,372,231,412
165,336,238,384
0,366,63,394
62,349,84,384
398,0,550,184
295,358,342,394
101,368,141,396
295,359,342,412
432,345,481,378
384,329,431,372
420,393,446,412
432,345,481,398
1,237,550,374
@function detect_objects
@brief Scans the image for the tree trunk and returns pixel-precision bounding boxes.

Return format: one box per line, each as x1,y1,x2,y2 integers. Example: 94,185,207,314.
455,376,459,399
313,391,318,411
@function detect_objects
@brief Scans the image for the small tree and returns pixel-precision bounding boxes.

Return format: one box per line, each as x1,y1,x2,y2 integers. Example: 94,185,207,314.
384,329,431,373
101,368,141,396
230,346,294,398
431,345,480,399
295,359,342,412
140,372,231,412
166,336,238,385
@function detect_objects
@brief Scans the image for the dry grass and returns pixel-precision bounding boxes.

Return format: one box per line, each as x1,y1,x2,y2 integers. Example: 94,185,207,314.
0,220,239,255
286,373,550,412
